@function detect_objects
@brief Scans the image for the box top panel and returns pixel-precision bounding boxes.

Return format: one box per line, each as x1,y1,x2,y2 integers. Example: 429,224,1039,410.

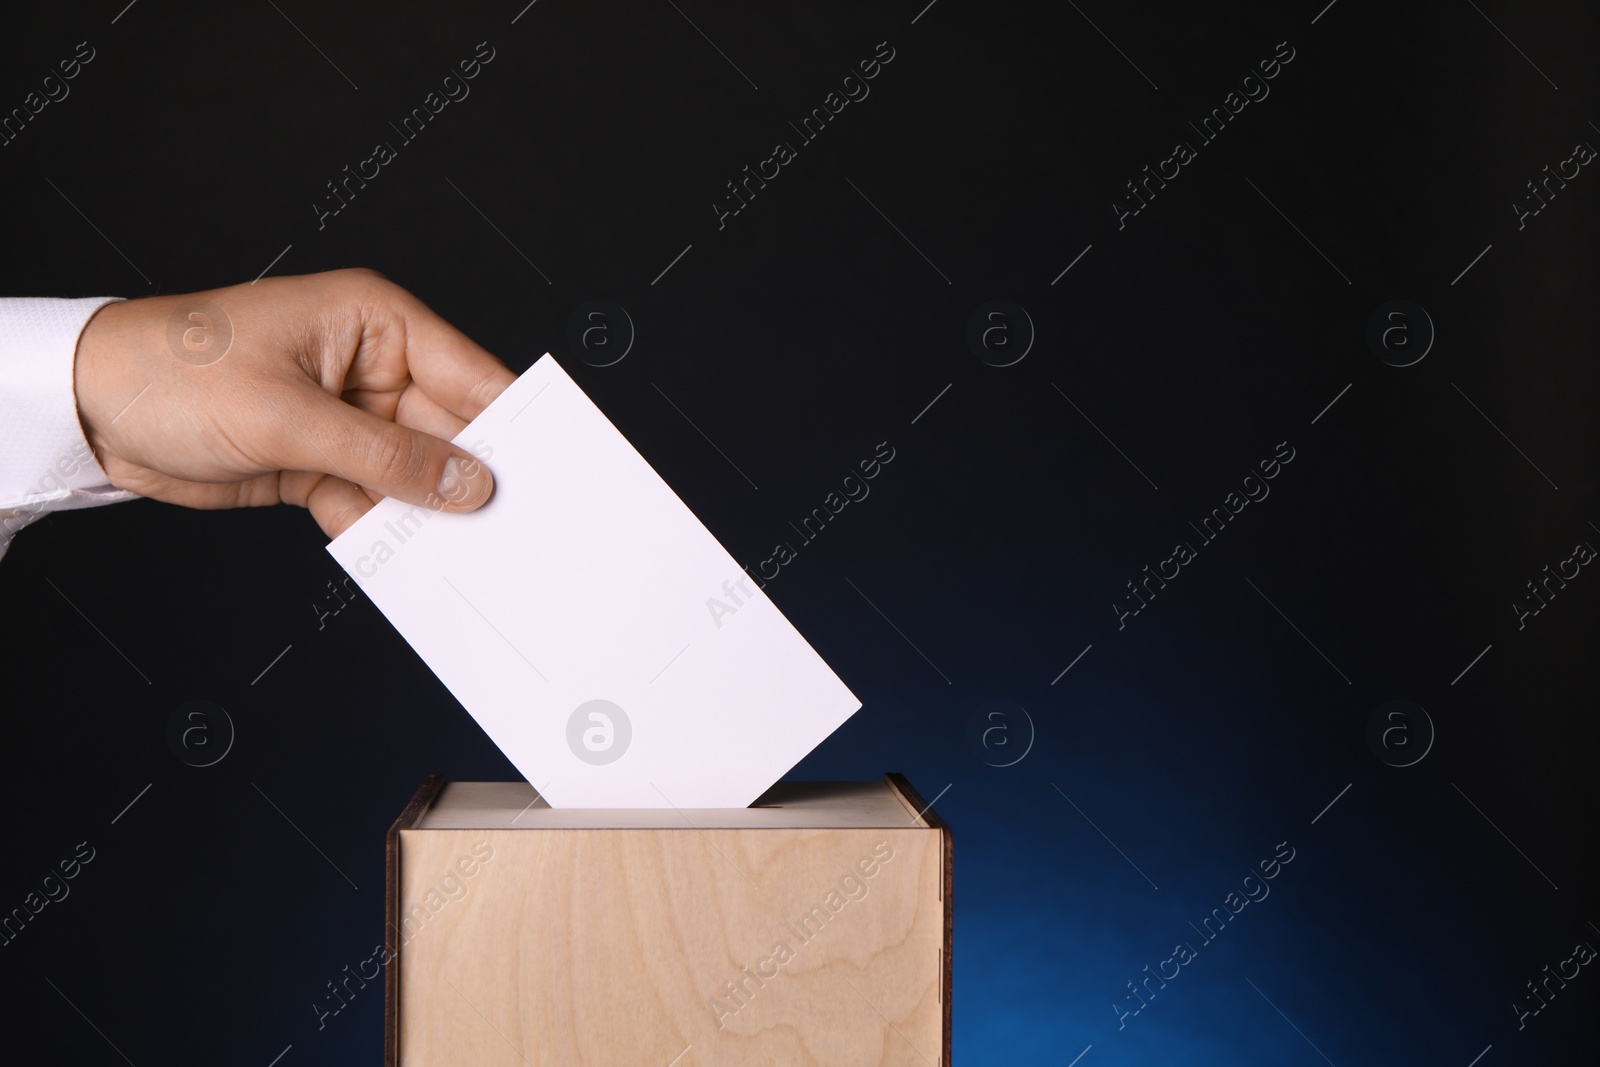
414,779,934,829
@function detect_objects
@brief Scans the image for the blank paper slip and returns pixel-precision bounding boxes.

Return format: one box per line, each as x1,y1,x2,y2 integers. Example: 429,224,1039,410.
327,354,861,808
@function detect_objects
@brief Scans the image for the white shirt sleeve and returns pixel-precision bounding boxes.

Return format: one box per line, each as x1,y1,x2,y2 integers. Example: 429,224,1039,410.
1,296,140,561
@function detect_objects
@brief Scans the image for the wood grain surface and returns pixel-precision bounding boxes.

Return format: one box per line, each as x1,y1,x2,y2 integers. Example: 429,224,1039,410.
390,778,949,1066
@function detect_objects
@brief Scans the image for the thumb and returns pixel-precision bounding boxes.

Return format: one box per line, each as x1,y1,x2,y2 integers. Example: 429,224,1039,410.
292,389,495,513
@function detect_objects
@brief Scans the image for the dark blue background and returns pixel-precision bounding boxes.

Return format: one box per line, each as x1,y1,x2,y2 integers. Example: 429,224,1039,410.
2,1,1595,1063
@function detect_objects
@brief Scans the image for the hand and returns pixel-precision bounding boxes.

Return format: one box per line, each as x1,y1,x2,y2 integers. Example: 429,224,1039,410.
73,268,516,538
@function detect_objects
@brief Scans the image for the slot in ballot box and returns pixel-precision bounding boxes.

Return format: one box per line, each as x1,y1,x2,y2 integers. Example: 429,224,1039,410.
384,774,952,1066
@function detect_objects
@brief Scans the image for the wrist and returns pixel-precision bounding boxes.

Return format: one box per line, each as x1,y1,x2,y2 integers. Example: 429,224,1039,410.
73,297,142,470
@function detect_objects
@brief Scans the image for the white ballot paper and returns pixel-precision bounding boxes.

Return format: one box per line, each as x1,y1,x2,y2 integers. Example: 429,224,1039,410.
327,354,860,808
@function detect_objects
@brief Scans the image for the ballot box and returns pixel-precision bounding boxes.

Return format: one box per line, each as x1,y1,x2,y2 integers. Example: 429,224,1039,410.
384,774,952,1066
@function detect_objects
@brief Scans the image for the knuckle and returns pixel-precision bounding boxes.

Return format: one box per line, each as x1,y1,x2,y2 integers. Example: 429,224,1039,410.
465,370,504,412
368,428,426,486
336,267,401,306
341,266,392,285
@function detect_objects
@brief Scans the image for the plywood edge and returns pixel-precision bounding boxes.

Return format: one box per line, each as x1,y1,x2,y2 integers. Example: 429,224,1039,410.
885,772,953,1065
882,773,942,831
385,775,446,1067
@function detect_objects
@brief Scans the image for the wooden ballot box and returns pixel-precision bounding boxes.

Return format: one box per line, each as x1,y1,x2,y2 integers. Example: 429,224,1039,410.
385,775,952,1066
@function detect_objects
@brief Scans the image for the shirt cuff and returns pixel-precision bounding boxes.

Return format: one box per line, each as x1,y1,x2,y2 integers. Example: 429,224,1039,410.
0,296,140,557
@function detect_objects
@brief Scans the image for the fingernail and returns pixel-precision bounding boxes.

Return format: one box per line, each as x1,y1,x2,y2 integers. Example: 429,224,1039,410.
438,455,493,510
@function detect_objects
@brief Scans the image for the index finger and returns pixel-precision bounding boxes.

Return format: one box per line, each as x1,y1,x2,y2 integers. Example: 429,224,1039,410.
399,292,518,422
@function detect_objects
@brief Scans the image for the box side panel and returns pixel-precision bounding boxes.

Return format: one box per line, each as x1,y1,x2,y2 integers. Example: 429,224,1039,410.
883,771,954,1060
398,826,943,1066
